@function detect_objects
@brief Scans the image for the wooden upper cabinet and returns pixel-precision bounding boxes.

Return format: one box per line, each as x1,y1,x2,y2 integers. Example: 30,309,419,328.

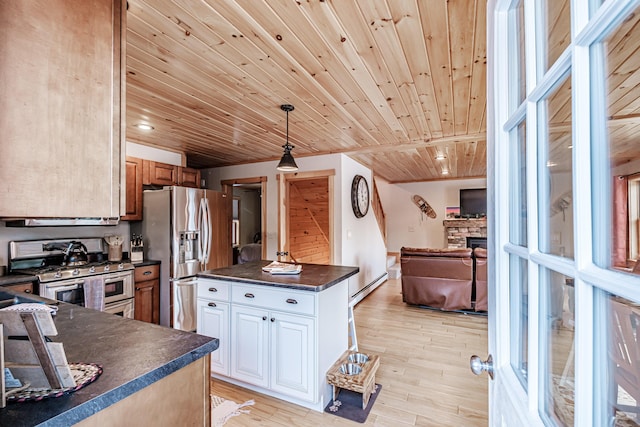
178,167,201,188
142,160,200,188
143,160,177,186
0,0,125,218
121,157,143,221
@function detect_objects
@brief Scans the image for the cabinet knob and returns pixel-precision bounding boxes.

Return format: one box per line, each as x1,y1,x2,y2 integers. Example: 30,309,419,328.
143,271,152,275
244,293,255,299
135,287,141,291
24,289,32,294
285,298,298,304
208,302,217,307
208,287,218,292
270,317,275,322
262,316,267,321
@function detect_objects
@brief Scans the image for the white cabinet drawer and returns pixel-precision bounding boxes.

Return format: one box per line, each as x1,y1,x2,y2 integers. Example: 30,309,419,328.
232,285,315,316
197,279,230,302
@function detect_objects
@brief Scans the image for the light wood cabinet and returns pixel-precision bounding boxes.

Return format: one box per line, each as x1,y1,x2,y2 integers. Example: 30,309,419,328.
0,0,125,218
134,264,160,324
121,157,143,221
76,356,210,426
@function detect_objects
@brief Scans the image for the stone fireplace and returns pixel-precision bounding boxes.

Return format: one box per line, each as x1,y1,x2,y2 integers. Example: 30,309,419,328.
443,218,487,248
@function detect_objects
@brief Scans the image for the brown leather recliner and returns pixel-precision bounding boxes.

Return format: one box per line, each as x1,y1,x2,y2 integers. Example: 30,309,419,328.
473,247,488,311
400,247,474,311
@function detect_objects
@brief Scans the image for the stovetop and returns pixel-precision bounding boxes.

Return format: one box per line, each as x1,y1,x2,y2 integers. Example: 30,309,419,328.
20,261,134,283
9,238,133,282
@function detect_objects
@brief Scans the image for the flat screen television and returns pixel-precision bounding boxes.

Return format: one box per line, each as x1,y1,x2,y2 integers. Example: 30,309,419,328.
460,188,487,218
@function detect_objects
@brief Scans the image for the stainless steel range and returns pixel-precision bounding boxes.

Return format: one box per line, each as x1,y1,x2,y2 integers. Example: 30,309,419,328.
9,238,135,318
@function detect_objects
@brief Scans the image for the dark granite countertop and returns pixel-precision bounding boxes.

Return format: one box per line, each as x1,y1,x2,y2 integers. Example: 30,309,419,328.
0,274,38,286
130,259,161,267
198,260,359,292
0,292,218,426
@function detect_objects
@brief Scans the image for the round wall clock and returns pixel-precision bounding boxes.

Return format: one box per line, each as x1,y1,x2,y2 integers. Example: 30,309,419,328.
351,174,370,218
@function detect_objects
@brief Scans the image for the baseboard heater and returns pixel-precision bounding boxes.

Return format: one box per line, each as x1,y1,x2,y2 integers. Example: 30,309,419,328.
350,272,388,301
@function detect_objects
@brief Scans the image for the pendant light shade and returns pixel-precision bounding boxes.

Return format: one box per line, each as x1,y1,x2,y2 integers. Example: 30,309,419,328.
277,104,298,171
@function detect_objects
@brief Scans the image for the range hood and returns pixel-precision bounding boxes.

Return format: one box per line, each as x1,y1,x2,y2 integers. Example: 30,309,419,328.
3,217,120,227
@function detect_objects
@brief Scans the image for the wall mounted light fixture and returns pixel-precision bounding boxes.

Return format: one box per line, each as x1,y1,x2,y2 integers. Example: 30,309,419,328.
276,104,298,172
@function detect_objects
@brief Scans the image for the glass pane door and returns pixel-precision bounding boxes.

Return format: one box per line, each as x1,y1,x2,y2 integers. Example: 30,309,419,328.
488,0,640,426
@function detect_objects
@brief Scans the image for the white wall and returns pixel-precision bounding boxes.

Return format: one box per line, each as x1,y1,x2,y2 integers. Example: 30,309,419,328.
126,141,184,166
201,153,388,298
377,177,488,252
339,156,388,297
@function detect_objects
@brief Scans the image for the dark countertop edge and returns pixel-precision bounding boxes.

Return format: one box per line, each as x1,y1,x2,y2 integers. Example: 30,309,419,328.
197,265,359,292
0,274,37,286
42,338,219,427
0,289,218,426
130,259,161,267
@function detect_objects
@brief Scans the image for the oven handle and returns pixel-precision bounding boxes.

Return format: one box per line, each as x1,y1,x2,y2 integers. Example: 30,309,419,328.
49,280,85,292
104,274,127,284
103,270,133,279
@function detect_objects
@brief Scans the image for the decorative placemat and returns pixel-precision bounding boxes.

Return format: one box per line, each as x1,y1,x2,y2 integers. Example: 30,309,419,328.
0,303,58,315
6,363,102,403
324,383,382,423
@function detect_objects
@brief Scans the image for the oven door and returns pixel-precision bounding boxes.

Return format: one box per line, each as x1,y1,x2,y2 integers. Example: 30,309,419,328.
103,271,134,304
40,279,85,306
104,299,134,319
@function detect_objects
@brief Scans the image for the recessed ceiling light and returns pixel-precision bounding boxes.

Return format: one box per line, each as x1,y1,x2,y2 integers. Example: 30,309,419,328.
442,168,449,175
546,161,557,167
435,153,446,160
135,123,154,130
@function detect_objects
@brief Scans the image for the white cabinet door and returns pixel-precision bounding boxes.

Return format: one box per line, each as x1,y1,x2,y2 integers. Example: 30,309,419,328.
196,299,229,376
270,312,315,402
231,305,269,388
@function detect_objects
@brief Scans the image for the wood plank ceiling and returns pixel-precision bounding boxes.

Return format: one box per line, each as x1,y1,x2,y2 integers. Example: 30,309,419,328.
125,0,487,183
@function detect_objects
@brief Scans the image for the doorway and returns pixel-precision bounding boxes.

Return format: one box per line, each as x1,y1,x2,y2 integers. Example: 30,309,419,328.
222,177,267,264
278,169,334,264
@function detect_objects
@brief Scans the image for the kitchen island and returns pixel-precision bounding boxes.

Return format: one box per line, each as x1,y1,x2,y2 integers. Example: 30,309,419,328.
197,261,359,412
0,291,218,426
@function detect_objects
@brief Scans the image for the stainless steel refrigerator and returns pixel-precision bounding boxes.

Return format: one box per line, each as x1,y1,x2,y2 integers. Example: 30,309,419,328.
134,186,224,330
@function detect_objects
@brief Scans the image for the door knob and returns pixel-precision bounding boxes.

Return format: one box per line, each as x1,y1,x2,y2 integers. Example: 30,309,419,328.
470,354,494,380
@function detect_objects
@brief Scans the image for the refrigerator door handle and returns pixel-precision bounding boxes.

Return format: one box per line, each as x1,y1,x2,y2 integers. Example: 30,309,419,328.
204,198,212,265
198,198,208,265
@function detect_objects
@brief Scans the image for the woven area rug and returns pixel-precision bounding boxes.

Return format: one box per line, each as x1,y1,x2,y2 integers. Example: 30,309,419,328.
324,384,382,423
211,395,254,427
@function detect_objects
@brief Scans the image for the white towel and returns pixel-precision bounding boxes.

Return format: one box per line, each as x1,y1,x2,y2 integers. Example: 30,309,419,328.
83,277,105,311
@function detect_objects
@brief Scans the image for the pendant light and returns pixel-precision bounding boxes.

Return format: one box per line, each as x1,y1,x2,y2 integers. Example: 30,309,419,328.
276,104,298,171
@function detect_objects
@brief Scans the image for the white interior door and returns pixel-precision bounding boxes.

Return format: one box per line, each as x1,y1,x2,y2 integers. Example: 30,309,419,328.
488,0,640,425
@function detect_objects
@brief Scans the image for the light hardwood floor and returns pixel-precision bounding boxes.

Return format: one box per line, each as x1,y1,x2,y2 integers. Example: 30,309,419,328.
211,277,489,426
